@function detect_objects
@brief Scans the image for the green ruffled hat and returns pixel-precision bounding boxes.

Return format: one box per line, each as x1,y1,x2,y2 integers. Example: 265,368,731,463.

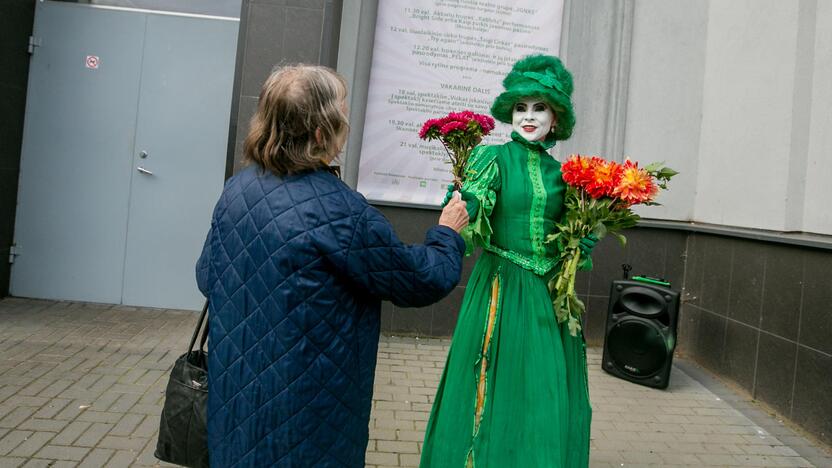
490,54,575,142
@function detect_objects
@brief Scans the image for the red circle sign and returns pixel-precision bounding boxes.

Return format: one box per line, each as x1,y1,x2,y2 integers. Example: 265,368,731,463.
85,55,99,69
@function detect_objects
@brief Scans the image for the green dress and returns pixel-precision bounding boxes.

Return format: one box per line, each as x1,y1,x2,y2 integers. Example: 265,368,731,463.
420,133,591,468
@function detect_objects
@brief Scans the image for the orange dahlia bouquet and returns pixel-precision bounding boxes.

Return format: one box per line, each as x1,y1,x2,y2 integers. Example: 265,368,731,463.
548,156,678,336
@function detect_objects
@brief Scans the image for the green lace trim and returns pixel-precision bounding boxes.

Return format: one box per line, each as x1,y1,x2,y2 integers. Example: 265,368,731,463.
527,148,547,261
482,244,557,276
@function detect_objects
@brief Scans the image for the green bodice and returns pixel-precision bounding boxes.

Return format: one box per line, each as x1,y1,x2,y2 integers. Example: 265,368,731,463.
461,133,566,275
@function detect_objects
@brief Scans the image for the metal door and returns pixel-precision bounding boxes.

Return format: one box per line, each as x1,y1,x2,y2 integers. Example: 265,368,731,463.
11,2,145,304
12,2,237,310
121,14,237,310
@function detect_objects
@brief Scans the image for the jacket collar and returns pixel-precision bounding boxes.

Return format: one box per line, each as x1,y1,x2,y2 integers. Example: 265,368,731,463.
510,131,557,151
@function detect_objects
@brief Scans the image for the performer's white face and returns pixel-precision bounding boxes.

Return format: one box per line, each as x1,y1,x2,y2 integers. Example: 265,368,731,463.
512,99,555,142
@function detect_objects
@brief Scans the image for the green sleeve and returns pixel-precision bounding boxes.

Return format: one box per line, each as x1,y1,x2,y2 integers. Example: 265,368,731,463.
459,145,501,255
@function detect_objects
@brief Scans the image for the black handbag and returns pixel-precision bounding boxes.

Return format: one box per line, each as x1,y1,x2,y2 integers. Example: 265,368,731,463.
155,301,209,468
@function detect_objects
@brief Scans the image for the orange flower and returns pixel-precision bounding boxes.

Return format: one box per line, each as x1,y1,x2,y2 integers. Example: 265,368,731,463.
585,159,622,199
613,159,657,205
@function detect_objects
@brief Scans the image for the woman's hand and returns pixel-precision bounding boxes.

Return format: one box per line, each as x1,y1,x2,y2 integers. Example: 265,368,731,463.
438,192,469,233
442,184,479,221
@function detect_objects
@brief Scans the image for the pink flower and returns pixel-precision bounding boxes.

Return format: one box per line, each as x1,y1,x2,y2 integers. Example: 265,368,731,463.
473,114,495,132
440,120,467,135
417,110,499,190
447,111,472,123
419,119,441,139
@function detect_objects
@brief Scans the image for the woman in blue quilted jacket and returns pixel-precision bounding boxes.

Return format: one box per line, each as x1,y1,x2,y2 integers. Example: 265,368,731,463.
196,64,469,467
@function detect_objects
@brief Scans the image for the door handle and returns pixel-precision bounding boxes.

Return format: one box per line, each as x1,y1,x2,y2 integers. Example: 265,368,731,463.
137,166,154,176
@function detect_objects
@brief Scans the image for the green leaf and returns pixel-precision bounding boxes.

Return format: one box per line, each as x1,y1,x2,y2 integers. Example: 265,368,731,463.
659,167,679,178
643,161,665,172
567,316,582,336
611,231,627,247
569,294,586,313
592,221,608,240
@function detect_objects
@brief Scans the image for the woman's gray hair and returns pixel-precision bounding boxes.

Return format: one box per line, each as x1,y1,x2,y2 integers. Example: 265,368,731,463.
244,64,348,175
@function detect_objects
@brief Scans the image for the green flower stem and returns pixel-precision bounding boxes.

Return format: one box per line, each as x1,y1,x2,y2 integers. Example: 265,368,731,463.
551,235,587,335
566,251,579,297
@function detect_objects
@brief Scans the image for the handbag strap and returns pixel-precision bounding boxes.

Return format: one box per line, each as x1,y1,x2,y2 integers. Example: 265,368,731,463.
187,301,209,353
198,306,209,353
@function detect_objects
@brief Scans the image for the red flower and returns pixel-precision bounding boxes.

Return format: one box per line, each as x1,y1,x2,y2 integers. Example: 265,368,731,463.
561,155,597,189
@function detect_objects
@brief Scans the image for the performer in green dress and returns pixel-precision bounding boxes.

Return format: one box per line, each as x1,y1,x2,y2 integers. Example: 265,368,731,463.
420,55,596,468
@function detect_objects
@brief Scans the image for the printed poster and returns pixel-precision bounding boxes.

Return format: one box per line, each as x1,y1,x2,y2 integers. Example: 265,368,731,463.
357,0,564,206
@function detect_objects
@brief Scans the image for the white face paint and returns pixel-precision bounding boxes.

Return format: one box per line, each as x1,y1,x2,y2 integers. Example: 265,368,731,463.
511,99,555,142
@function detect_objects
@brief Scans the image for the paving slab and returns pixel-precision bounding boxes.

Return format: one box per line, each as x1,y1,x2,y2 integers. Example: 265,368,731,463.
1,298,830,467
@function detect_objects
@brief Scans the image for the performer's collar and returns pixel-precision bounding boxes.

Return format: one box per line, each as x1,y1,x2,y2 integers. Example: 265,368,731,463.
510,131,556,151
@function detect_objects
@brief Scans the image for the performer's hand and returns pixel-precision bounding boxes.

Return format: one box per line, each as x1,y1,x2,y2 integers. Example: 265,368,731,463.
460,191,479,221
441,184,455,207
438,192,469,233
578,233,599,256
575,233,599,271
442,184,479,221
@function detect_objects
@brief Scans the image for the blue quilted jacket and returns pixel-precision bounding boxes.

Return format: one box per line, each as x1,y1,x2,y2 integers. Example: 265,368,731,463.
196,166,464,467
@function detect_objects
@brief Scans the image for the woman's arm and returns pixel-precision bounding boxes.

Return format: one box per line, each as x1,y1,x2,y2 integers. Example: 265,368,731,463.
340,205,466,308
346,206,465,307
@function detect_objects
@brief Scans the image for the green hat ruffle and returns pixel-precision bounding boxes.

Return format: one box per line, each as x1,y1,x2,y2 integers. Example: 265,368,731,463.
490,54,575,142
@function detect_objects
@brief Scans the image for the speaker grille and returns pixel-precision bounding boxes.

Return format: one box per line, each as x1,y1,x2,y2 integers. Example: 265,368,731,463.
607,319,668,377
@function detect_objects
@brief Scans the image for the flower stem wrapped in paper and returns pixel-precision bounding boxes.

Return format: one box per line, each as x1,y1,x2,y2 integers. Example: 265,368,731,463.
419,111,495,190
547,156,678,336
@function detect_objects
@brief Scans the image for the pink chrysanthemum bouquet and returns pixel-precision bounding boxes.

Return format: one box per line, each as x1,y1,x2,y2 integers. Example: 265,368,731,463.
419,111,495,190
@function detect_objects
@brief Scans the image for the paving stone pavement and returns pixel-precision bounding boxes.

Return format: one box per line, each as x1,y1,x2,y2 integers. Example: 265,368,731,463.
1,298,830,468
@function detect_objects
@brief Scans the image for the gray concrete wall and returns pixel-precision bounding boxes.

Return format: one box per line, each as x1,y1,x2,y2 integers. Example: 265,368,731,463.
694,0,800,231
625,0,832,235
804,0,832,234
681,232,832,447
229,0,343,171
574,226,832,449
623,0,707,222
0,1,35,298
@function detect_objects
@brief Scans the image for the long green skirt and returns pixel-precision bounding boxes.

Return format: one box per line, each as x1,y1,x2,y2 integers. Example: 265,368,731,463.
420,252,591,468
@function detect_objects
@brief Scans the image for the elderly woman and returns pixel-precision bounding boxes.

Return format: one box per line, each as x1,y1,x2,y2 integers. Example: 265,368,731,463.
196,64,469,467
420,55,597,467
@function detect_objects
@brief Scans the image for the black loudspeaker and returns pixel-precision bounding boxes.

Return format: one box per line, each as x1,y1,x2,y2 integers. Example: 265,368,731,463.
601,279,680,389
